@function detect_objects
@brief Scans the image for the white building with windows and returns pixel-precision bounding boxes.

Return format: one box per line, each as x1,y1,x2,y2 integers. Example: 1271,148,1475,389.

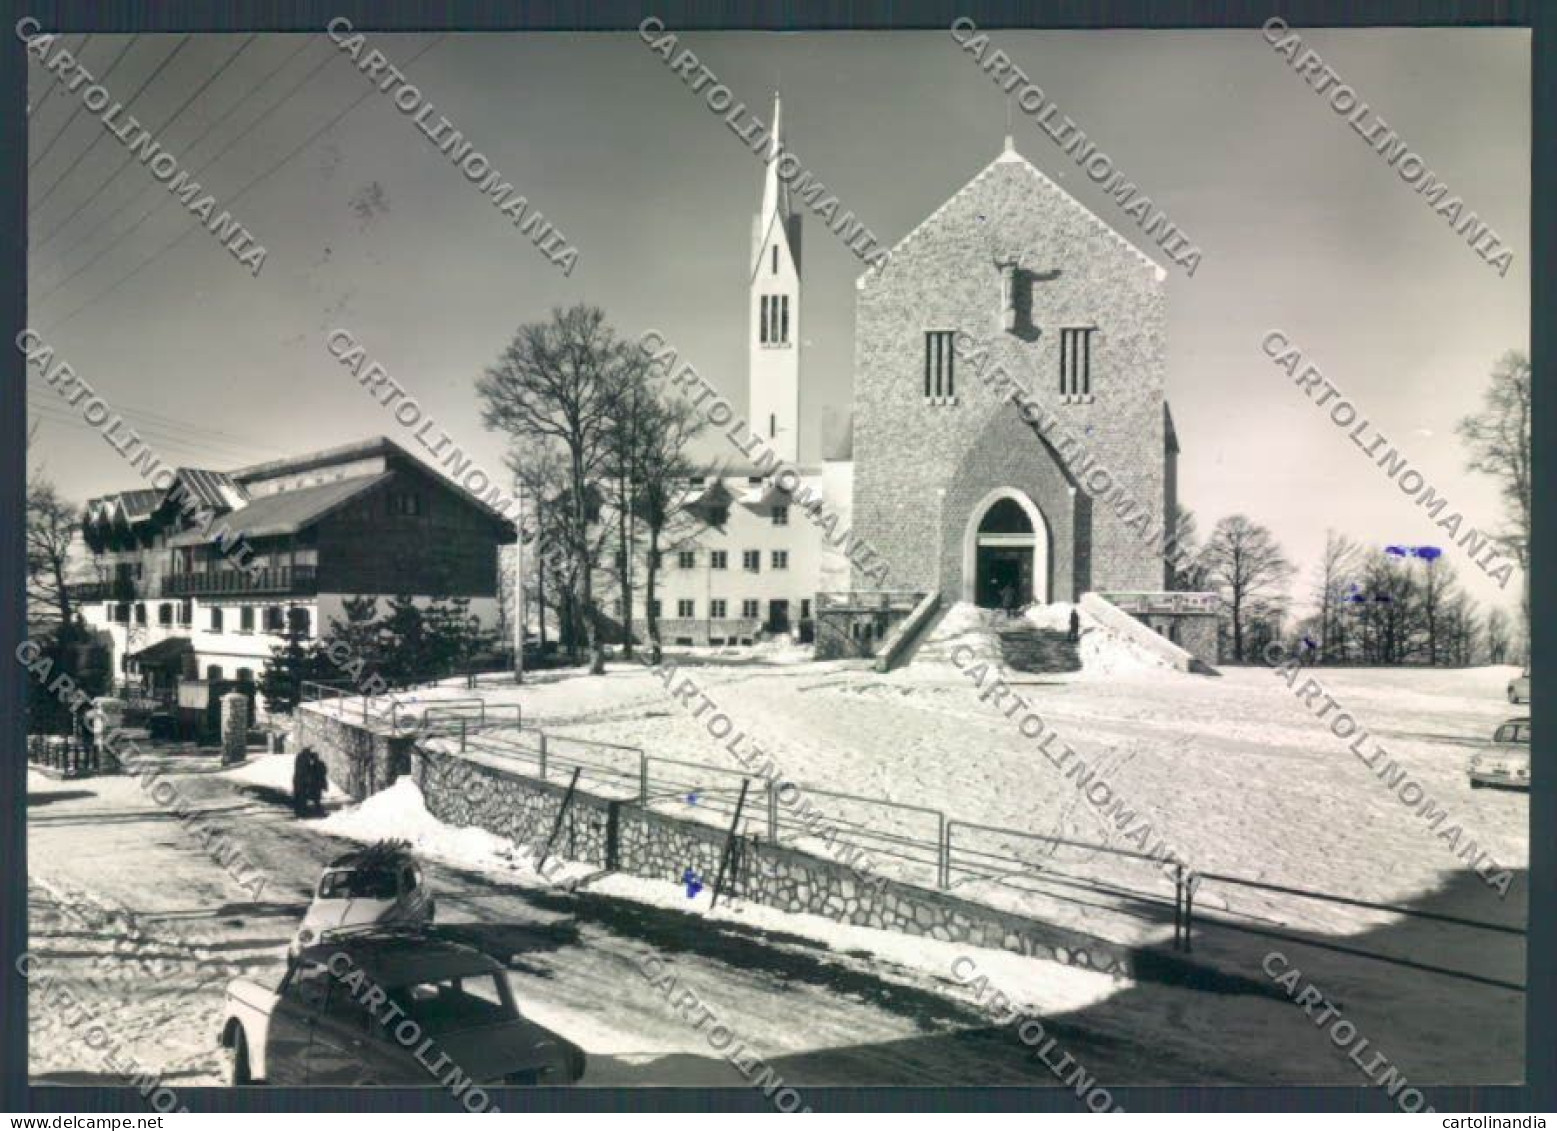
618,94,853,647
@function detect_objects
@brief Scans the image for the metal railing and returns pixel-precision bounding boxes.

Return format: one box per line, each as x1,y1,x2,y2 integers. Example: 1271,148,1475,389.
321,692,1528,993
1097,591,1220,615
159,565,318,597
816,590,926,612
28,733,104,776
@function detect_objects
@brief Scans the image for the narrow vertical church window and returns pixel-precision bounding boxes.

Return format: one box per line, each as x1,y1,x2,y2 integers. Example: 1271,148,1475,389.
924,331,955,401
760,296,770,344
772,245,778,274
1060,328,1096,397
780,296,789,344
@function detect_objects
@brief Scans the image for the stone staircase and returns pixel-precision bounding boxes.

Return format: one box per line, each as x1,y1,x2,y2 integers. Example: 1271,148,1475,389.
994,619,1081,674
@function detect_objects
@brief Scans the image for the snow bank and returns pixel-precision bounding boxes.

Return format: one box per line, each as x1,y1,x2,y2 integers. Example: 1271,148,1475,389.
911,602,1006,669
316,779,593,888
1024,602,1177,677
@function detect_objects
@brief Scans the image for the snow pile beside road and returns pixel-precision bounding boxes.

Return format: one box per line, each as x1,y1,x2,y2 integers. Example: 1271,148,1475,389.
318,779,592,887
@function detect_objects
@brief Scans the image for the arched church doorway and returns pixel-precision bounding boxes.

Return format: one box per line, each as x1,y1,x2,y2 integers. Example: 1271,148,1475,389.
961,490,1050,608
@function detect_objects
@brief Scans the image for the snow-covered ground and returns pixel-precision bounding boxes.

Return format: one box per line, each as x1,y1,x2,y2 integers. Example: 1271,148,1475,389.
379,606,1526,938
327,605,1526,1081
26,615,1526,1086
34,753,1361,1088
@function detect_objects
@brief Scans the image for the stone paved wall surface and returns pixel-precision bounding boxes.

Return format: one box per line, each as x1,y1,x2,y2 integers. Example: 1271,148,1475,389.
852,149,1169,602
414,744,1137,978
293,705,413,801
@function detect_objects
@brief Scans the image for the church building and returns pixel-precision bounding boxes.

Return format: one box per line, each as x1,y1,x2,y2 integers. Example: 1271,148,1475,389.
849,136,1180,609
641,99,1214,664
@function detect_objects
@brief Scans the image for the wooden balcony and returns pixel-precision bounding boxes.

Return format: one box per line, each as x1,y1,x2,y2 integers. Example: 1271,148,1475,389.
158,565,318,597
67,578,138,602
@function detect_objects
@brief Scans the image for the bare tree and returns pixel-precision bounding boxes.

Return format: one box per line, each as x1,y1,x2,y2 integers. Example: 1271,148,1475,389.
1418,556,1457,666
627,392,720,664
507,441,599,663
1310,530,1361,663
1458,350,1530,621
1485,606,1513,665
479,305,636,674
27,479,78,632
1169,504,1209,590
1200,515,1296,662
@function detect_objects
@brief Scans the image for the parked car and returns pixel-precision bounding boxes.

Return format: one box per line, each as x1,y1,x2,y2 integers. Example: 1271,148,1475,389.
1508,666,1530,704
220,928,586,1085
290,841,433,957
1468,716,1530,791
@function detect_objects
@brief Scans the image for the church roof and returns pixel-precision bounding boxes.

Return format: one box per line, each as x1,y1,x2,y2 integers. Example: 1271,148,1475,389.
751,92,799,281
856,136,1168,292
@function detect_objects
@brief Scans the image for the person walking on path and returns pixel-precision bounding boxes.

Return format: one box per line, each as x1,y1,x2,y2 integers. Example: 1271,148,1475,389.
308,750,329,816
292,747,313,819
1067,607,1081,643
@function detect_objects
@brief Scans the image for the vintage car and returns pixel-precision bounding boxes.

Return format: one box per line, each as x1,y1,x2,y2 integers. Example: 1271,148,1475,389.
290,841,434,957
1468,716,1530,791
1508,666,1530,704
220,928,586,1086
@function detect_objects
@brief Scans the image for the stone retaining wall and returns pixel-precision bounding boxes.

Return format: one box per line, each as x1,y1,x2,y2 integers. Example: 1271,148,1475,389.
415,744,1137,978
294,704,414,801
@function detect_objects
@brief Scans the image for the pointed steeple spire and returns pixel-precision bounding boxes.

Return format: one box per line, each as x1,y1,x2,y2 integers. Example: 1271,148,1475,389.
760,91,789,227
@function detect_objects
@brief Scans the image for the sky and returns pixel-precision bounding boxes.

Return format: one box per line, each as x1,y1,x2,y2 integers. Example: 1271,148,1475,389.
24,26,1529,617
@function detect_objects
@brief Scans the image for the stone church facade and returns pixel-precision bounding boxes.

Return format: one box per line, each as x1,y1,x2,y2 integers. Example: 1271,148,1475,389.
849,139,1178,608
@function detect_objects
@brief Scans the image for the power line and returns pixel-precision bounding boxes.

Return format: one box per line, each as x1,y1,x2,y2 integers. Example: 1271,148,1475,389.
94,396,292,459
42,35,449,334
27,397,287,466
28,33,90,119
31,36,191,213
32,39,337,307
29,38,131,169
25,383,292,458
30,389,293,460
27,395,277,460
34,35,259,251
36,38,312,272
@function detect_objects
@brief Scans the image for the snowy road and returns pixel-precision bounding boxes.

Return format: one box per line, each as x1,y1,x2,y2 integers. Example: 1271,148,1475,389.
27,748,1349,1093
